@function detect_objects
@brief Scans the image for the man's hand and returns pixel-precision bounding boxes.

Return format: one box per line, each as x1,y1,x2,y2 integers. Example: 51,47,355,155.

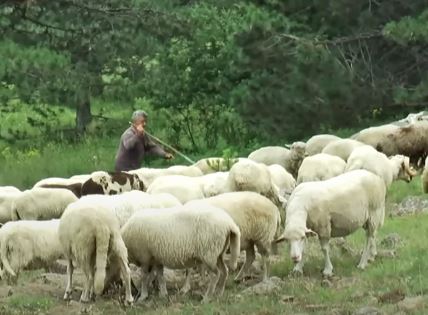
164,153,174,160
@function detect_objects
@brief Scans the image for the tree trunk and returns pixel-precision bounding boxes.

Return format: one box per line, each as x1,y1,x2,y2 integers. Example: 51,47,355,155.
75,99,92,135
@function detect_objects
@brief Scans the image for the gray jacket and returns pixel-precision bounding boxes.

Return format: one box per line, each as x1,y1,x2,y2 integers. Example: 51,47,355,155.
114,127,166,171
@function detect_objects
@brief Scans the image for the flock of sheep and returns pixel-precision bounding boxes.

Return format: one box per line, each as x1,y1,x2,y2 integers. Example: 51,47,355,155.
0,112,427,311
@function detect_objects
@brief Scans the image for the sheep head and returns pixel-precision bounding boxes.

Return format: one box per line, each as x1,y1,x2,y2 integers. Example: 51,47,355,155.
390,155,417,183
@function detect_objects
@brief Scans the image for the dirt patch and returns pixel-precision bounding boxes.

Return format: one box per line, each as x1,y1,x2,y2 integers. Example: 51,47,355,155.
390,196,428,216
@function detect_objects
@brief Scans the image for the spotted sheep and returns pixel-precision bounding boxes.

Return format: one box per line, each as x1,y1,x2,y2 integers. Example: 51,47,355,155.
81,171,145,196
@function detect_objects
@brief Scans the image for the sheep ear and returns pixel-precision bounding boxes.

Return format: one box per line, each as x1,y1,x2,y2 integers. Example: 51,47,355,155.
305,228,317,237
274,234,287,243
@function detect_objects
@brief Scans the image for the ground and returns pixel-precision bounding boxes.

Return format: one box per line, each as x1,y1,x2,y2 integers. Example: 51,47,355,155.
0,191,427,315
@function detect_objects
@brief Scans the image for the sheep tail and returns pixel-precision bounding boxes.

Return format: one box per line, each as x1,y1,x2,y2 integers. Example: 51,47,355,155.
228,224,241,271
94,225,110,295
0,237,16,277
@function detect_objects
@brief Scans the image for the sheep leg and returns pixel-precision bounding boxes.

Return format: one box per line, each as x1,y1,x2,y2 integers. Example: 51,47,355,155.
202,261,220,303
215,256,228,296
80,264,92,304
88,270,95,302
319,238,333,277
180,269,191,295
234,245,255,282
118,255,134,305
137,266,156,303
155,265,168,298
198,265,207,286
368,230,377,262
63,259,74,301
357,230,371,270
256,242,271,282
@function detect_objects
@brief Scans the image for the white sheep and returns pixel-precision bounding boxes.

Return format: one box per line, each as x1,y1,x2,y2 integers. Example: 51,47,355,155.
146,175,205,204
33,176,87,188
0,219,62,283
147,172,230,201
296,153,346,184
76,190,182,227
225,159,283,208
196,172,229,197
321,138,366,161
351,124,399,150
422,156,428,193
0,191,21,224
0,186,20,194
129,165,203,186
346,145,417,187
275,170,386,277
305,134,342,156
120,203,240,302
59,202,133,306
267,164,296,196
10,187,78,221
249,142,307,178
193,157,245,174
248,146,289,168
186,191,281,283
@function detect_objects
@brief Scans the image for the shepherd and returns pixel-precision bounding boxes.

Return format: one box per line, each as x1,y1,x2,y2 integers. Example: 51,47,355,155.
114,110,173,172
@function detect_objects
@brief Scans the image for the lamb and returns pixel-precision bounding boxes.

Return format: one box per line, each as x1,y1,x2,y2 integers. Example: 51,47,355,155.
248,142,307,178
193,157,243,174
275,170,386,277
0,219,63,283
267,164,296,197
296,153,346,184
225,159,283,208
305,134,342,156
346,145,416,187
186,191,281,283
129,165,203,186
422,156,428,193
58,202,133,306
10,187,78,221
120,203,240,302
146,175,205,203
352,121,428,166
81,171,145,196
321,138,366,161
75,190,182,227
0,186,20,194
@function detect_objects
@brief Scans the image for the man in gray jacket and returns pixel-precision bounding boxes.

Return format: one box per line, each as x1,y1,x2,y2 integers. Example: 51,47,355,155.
114,110,173,171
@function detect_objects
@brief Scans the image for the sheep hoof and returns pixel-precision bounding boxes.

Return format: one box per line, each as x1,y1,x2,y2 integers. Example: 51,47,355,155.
79,303,91,314
179,285,191,295
124,297,134,307
63,291,72,301
322,271,334,279
357,263,367,270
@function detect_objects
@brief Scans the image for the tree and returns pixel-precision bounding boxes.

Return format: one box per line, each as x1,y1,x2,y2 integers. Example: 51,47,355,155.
0,0,186,134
